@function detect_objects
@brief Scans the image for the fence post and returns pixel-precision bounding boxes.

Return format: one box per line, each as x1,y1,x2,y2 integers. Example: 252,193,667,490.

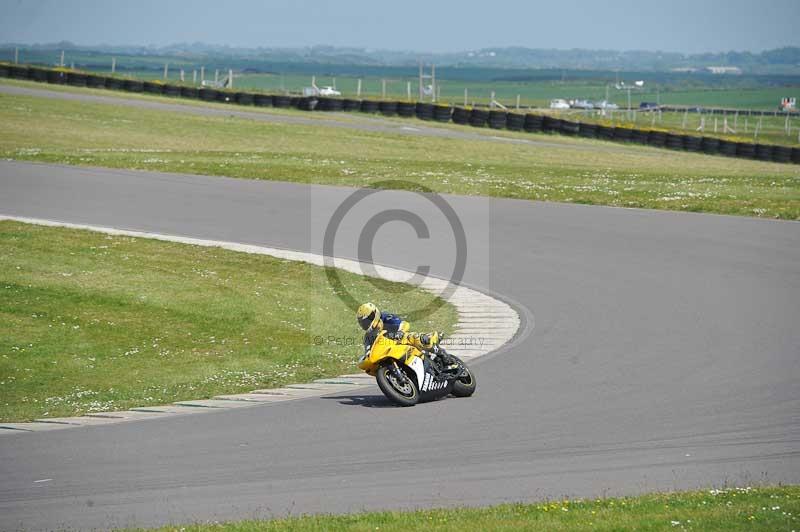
381,79,386,99
200,67,205,84
14,47,18,64
407,81,411,101
516,94,520,110
464,88,468,107
180,69,185,82
60,50,65,67
193,70,197,84
111,57,115,74
357,79,362,97
163,63,168,80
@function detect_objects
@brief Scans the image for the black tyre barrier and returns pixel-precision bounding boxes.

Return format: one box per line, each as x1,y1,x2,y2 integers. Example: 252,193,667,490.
9,65,30,79
235,92,254,105
772,146,792,164
198,88,217,101
86,74,105,88
180,86,199,99
718,140,737,157
630,129,648,144
318,97,344,111
143,81,162,94
524,114,543,132
123,79,143,92
506,112,525,131
216,91,235,103
488,110,507,130
597,125,616,141
378,100,398,116
791,147,800,164
295,96,317,111
360,100,379,113
452,107,470,125
559,120,580,136
66,72,88,87
647,131,667,148
253,94,272,107
289,96,301,108
578,123,597,138
755,144,773,162
469,108,489,127
433,105,452,123
343,99,361,112
665,133,684,150
416,103,435,120
273,95,292,108
0,64,9,78
163,84,181,97
613,127,633,142
104,77,123,90
397,102,415,117
541,115,560,132
683,135,702,152
701,137,720,154
29,68,49,82
735,142,756,159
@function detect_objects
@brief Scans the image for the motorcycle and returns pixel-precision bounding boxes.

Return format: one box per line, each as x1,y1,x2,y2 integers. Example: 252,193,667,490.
358,330,476,406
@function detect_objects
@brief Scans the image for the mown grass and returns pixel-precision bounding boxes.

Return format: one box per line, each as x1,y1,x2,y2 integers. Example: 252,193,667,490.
1,81,799,219
137,485,799,531
0,221,457,422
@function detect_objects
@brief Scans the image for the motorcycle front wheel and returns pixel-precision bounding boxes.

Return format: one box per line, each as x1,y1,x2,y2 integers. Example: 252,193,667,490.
376,363,419,407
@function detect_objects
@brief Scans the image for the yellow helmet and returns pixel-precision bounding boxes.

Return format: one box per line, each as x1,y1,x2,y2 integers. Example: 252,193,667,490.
357,302,381,331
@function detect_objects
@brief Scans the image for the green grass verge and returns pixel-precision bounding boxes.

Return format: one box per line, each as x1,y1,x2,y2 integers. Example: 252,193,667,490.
1,81,799,219
136,485,799,531
0,221,457,422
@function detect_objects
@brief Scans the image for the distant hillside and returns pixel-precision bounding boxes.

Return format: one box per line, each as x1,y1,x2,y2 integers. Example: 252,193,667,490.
2,42,799,73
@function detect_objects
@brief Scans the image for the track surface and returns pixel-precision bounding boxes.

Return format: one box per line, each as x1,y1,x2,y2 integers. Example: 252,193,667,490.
1,160,799,530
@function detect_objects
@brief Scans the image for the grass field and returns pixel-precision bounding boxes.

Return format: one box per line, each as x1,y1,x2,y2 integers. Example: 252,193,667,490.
137,485,799,531
1,80,799,219
0,221,457,421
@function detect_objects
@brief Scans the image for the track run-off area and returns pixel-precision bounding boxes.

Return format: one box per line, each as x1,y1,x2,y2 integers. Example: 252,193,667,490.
0,157,798,530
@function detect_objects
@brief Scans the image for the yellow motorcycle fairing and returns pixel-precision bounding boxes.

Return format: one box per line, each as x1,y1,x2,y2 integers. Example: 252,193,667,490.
357,330,423,376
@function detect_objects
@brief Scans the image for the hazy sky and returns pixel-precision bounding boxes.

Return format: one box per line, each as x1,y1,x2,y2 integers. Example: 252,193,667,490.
1,0,798,53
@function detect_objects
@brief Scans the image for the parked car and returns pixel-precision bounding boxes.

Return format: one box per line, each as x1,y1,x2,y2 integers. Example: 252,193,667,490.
319,86,341,96
571,99,594,109
549,99,570,109
594,100,619,110
639,102,660,110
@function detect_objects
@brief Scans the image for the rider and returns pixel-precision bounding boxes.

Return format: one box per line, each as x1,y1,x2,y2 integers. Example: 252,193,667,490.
356,302,443,359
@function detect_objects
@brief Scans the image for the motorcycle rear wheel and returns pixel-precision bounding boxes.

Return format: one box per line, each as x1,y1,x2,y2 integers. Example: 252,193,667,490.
376,363,419,407
450,356,477,397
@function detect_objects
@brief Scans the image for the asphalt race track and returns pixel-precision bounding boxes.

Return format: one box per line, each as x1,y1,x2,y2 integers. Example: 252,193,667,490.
1,160,798,530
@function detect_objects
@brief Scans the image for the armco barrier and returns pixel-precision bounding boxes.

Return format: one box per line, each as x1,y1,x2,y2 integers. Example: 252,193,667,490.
2,63,797,165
